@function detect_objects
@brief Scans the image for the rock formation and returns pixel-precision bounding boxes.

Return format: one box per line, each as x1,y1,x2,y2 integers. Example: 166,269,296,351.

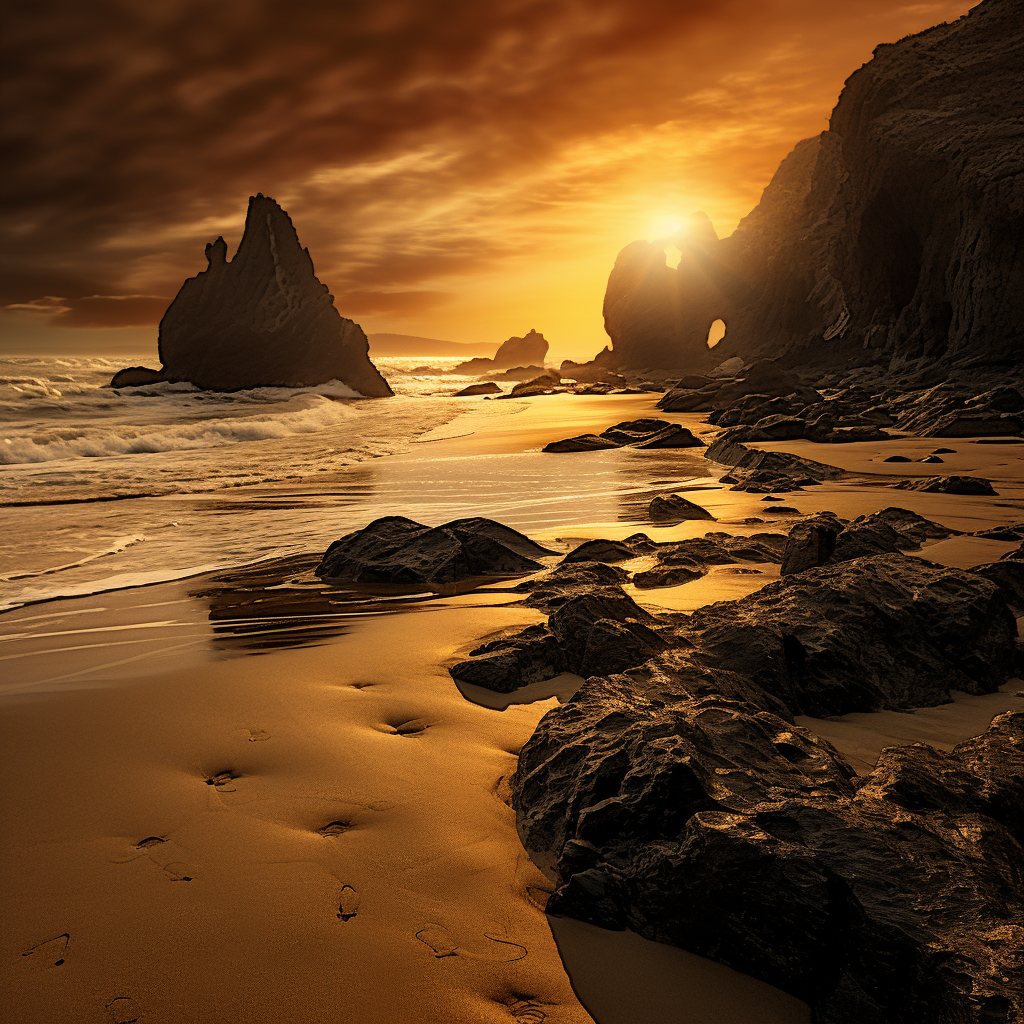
111,194,393,396
454,329,549,374
586,0,1024,377
315,516,555,585
510,552,1024,1022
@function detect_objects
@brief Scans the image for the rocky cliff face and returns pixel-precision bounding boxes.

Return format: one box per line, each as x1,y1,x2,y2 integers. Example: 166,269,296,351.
114,194,392,395
598,0,1023,376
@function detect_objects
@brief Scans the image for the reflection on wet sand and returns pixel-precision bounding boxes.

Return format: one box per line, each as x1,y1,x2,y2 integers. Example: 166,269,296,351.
194,554,540,653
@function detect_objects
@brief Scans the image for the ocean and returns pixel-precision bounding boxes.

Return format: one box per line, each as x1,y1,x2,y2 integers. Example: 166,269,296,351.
0,355,480,611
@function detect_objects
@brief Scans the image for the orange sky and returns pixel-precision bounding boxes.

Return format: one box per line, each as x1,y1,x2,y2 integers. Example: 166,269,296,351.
1,0,974,362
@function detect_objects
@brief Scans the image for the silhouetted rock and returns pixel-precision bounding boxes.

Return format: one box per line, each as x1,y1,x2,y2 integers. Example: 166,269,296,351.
453,382,501,396
583,0,1024,379
780,519,841,575
544,418,704,452
109,366,166,387
511,561,630,609
514,686,1024,1024
315,516,554,585
119,194,393,396
542,434,619,453
454,330,549,374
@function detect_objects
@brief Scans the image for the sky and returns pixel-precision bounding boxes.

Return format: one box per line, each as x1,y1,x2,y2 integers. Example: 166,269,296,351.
1,0,973,362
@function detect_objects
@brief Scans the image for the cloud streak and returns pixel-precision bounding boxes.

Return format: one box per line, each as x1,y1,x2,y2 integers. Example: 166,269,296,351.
1,0,972,355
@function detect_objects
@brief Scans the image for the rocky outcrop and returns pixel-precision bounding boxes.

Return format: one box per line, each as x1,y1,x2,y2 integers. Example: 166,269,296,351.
112,194,392,396
511,551,1024,1023
543,418,704,453
513,690,1024,1024
780,507,958,574
315,516,555,585
584,0,1024,377
454,330,549,374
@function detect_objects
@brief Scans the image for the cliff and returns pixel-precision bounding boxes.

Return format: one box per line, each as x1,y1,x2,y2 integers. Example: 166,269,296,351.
597,0,1024,376
113,194,393,396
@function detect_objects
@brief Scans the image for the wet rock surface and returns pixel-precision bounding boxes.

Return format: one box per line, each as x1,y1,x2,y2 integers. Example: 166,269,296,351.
897,475,998,495
543,418,704,453
513,686,1024,1024
116,194,393,396
648,494,715,523
315,516,555,585
781,507,957,575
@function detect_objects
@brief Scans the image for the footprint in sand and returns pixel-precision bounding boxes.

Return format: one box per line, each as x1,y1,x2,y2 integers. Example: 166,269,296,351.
337,885,360,921
106,996,142,1023
204,770,239,792
318,820,352,837
20,933,69,969
382,718,429,736
507,998,547,1022
230,727,270,743
161,862,195,882
415,924,528,962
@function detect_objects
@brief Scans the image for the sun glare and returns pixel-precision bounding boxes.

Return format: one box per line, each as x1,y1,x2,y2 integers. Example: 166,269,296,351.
649,217,683,240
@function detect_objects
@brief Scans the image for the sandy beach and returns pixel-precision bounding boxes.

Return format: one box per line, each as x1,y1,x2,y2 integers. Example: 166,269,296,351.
4,390,1024,1023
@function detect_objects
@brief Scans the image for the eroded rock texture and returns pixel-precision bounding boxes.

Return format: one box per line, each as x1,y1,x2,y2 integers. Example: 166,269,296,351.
315,515,555,585
454,329,549,374
512,551,1024,1023
590,0,1023,375
514,691,1024,1024
127,194,393,395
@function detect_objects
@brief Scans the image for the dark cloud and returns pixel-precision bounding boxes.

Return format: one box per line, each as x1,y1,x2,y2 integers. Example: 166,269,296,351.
1,0,972,341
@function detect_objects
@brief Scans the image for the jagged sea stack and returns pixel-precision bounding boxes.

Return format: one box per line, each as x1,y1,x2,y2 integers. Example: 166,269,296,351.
114,194,393,396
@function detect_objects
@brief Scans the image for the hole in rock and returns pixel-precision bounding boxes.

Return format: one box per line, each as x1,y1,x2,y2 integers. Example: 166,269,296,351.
664,245,683,270
707,319,726,348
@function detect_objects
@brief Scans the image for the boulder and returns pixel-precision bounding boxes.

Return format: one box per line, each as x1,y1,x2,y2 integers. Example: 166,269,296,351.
449,624,567,692
315,516,554,585
118,194,393,396
897,476,998,495
513,685,1024,1024
542,434,619,453
453,382,501,396
109,366,166,387
780,519,841,575
561,539,637,564
648,494,715,523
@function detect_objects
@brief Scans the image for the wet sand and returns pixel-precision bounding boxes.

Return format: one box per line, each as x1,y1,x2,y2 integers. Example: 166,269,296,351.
4,392,1024,1023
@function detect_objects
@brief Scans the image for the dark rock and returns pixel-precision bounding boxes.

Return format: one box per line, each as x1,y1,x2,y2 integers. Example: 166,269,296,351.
897,476,998,495
547,589,663,677
542,434,619,453
648,494,715,523
625,553,1017,719
109,366,166,387
576,1,1024,383
454,329,549,374
124,194,393,396
780,520,841,575
933,448,956,454
315,516,554,585
918,455,944,463
704,433,843,484
971,559,1024,613
511,561,631,611
883,455,912,463
781,508,955,576
454,382,502,396
631,563,704,589
1000,541,1024,561
561,539,637,564
449,624,567,692
631,424,705,449
514,684,1024,1024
